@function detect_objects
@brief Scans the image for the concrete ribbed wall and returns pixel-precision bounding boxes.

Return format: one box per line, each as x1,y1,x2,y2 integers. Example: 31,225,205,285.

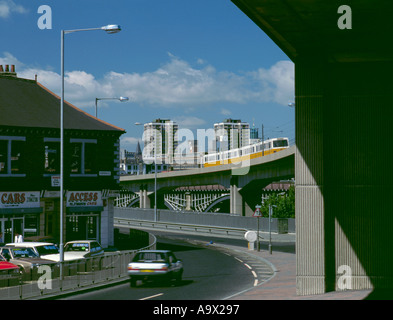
295,59,393,295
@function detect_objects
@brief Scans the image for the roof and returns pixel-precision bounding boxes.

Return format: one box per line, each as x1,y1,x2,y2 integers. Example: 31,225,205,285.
0,76,125,133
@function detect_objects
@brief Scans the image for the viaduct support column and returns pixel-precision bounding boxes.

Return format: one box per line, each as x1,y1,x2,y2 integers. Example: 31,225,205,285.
296,57,393,295
230,176,242,215
139,185,151,209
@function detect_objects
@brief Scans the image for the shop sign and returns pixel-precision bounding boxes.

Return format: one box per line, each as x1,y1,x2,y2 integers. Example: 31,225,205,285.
0,192,40,209
66,191,103,207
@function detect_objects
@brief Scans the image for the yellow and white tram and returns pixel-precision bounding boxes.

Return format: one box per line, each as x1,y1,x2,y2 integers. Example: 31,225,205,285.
202,137,289,168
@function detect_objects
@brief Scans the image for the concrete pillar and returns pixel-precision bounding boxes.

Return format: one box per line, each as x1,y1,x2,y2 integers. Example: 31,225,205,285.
230,177,242,215
139,187,143,209
143,188,151,209
185,192,191,211
296,58,393,295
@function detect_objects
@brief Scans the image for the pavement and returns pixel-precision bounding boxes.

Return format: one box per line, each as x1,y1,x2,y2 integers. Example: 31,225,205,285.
202,231,376,300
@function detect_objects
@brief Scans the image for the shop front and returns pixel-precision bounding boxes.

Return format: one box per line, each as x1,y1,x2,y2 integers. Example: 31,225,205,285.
65,191,103,243
0,191,42,244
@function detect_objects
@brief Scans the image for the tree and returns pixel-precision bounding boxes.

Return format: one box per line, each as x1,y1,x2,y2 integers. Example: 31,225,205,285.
260,185,295,218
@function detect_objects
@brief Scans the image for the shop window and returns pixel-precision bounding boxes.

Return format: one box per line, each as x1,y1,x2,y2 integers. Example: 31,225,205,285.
44,139,60,174
70,139,97,176
0,136,26,176
70,142,82,174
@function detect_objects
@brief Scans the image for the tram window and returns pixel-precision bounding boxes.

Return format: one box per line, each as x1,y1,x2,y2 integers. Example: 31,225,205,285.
273,140,288,148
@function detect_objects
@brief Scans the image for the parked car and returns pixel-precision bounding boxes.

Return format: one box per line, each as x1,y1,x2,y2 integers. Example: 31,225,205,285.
63,240,104,259
9,240,104,260
6,242,60,261
0,254,20,287
0,246,59,280
127,250,183,287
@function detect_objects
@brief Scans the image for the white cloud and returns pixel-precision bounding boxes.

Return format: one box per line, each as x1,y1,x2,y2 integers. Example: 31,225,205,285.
220,108,232,116
250,60,295,105
121,137,140,146
0,0,27,18
2,52,294,110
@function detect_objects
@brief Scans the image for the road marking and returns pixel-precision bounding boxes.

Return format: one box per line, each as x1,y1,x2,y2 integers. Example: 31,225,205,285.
251,270,258,278
139,293,164,300
235,257,243,263
244,263,252,270
254,279,259,286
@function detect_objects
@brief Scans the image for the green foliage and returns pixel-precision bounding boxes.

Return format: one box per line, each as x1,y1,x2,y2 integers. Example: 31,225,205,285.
260,185,295,218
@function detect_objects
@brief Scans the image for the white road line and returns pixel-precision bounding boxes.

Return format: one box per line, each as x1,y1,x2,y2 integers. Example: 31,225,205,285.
244,263,252,270
235,257,243,263
254,279,259,286
139,293,164,300
251,270,258,278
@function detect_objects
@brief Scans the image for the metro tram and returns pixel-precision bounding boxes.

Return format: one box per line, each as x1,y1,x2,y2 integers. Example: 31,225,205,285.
202,137,289,167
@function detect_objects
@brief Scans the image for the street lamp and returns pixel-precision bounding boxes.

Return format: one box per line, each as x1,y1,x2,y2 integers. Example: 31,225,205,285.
95,96,129,118
60,24,121,281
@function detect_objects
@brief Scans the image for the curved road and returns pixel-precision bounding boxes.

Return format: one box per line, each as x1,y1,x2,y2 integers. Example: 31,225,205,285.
62,232,258,300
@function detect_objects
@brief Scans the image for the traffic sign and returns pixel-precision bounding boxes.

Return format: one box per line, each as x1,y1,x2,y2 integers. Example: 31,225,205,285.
253,207,262,217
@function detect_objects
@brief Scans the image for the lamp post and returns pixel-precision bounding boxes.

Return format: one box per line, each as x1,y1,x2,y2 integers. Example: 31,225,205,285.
60,24,121,281
95,96,129,118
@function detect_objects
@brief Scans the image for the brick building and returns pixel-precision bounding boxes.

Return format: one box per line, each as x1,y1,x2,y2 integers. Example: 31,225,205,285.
0,65,125,247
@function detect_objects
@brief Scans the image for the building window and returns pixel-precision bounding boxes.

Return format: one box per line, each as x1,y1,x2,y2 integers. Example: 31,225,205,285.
70,139,97,176
44,138,60,174
0,136,26,176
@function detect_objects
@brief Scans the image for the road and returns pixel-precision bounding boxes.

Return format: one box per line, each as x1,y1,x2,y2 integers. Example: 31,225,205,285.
62,231,258,300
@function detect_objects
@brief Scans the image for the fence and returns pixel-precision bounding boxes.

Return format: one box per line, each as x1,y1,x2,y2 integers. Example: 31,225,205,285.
114,207,296,234
0,233,156,300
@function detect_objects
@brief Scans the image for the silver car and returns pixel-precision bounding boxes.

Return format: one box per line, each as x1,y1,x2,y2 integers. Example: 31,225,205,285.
127,250,183,287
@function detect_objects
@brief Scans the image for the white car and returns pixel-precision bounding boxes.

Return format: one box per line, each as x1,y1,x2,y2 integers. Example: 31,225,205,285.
6,242,61,261
7,240,104,262
62,240,104,260
127,250,183,287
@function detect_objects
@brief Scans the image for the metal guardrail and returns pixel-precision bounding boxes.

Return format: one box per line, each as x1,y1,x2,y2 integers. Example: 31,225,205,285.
115,217,249,239
0,233,157,300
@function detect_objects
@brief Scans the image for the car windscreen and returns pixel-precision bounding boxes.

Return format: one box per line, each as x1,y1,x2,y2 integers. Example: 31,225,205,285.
133,252,166,263
36,245,59,255
11,248,38,258
64,243,89,252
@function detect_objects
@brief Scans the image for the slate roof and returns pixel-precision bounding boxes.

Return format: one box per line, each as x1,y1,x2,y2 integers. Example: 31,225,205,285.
0,76,125,133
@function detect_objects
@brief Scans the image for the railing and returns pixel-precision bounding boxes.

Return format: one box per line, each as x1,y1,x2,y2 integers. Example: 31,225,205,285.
0,233,156,300
114,207,296,233
115,217,248,239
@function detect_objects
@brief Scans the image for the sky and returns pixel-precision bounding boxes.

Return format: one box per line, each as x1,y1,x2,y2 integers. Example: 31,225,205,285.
0,0,295,153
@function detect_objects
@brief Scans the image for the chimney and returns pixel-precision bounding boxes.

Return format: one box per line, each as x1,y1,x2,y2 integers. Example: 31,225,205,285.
0,64,17,78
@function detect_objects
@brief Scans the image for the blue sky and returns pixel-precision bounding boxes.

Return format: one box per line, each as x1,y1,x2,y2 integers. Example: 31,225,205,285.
0,0,294,153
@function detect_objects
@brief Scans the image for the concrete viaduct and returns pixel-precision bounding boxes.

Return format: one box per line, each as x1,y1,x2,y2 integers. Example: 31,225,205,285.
229,0,393,296
120,146,295,217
